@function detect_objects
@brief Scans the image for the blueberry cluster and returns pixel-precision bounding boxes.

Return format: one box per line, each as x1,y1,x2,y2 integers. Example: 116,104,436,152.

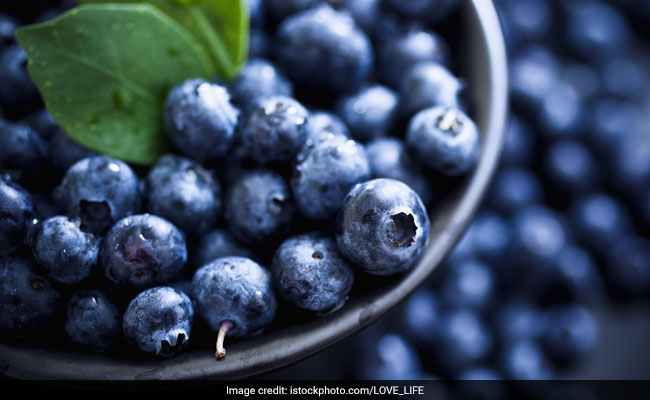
0,0,481,359
268,0,650,381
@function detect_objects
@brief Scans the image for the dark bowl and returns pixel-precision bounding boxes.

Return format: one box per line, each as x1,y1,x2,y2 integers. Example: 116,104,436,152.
0,0,508,380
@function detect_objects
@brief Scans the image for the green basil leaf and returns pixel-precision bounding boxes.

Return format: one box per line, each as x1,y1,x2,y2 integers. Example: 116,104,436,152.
78,0,249,79
15,4,213,165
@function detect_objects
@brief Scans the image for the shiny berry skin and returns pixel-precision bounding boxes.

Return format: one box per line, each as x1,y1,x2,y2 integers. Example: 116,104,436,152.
291,135,370,220
31,215,99,285
271,232,354,312
191,256,277,338
336,179,430,276
229,59,293,108
145,155,221,236
406,106,480,176
225,169,294,246
101,214,187,288
305,111,350,144
488,167,543,215
54,156,141,235
510,204,568,268
238,95,309,165
275,5,373,93
0,120,48,171
192,229,254,269
569,193,631,253
0,255,59,332
0,175,34,257
122,286,194,356
164,79,239,162
64,289,121,351
335,84,398,142
399,62,462,120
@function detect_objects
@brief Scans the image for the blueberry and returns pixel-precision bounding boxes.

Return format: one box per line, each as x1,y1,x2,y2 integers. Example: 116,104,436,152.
0,121,48,171
458,367,502,380
606,235,650,295
433,309,493,373
359,333,423,380
267,0,320,22
101,214,187,288
64,289,121,351
336,178,430,276
271,232,354,312
499,339,553,380
544,139,598,194
365,138,434,205
191,256,276,357
510,204,568,268
612,131,650,194
439,258,494,310
0,13,17,49
146,155,221,236
340,0,382,37
48,128,97,172
467,210,511,262
22,109,59,141
0,255,59,332
553,245,605,304
496,300,546,341
600,56,647,99
509,45,560,107
31,216,99,285
54,156,140,235
192,229,254,269
335,84,398,142
398,288,440,346
488,167,544,215
164,79,239,162
589,97,640,152
565,0,631,59
238,95,309,165
246,0,266,28
538,82,585,137
378,28,449,88
386,0,460,24
275,5,373,92
228,59,293,108
225,169,293,245
249,29,270,59
399,63,462,120
501,114,534,166
495,0,552,43
292,136,370,220
569,193,631,253
562,62,600,100
0,45,41,117
542,304,598,364
406,106,480,176
123,286,193,356
306,111,350,144
0,175,34,257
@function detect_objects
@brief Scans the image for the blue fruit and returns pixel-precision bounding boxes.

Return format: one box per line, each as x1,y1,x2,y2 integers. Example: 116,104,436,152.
229,59,293,108
54,156,141,235
192,229,254,268
246,0,266,28
496,300,546,341
501,114,534,166
336,178,430,275
510,204,568,268
542,304,598,364
0,120,48,171
378,28,450,88
467,211,511,261
48,129,97,172
249,29,270,59
239,95,309,165
335,84,397,142
398,288,440,346
499,339,552,379
64,289,121,351
545,139,598,193
306,110,350,144
0,13,17,49
0,255,59,332
488,167,543,215
440,258,494,310
164,79,239,161
458,367,502,380
553,245,605,304
146,155,221,236
399,62,462,120
538,82,585,137
271,232,354,312
101,214,187,288
0,45,40,117
275,5,373,92
191,257,276,356
433,309,493,372
365,138,434,205
570,193,631,253
267,0,319,22
31,215,99,284
0,175,34,257
225,169,294,246
406,106,480,176
122,286,194,356
22,109,59,141
509,45,560,107
606,235,650,295
359,333,423,380
292,135,370,220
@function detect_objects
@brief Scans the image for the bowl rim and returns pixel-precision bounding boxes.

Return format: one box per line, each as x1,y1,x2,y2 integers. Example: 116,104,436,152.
0,0,508,380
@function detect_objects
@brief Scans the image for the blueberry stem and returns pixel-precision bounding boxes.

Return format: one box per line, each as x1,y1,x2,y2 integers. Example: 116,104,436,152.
215,320,233,359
